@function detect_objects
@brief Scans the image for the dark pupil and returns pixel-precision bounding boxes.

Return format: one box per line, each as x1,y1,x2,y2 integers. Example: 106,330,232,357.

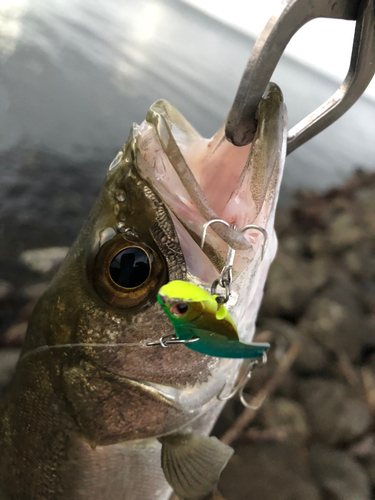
109,247,152,288
176,303,188,314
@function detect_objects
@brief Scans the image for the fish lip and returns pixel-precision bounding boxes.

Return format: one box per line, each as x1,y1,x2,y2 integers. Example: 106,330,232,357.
117,372,179,406
114,372,226,439
87,355,178,406
111,370,220,423
114,368,230,422
89,367,219,440
97,352,229,412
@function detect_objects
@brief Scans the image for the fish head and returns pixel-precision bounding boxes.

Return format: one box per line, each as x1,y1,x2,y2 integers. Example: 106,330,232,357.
19,83,287,445
136,83,287,340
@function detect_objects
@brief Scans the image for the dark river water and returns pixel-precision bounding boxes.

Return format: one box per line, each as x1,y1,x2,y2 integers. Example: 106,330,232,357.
0,0,374,283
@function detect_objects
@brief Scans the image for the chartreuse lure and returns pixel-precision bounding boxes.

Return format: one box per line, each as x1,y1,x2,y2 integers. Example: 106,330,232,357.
157,280,270,358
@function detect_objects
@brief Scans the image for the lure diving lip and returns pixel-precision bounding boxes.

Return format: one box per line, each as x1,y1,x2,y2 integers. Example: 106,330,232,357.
157,280,270,359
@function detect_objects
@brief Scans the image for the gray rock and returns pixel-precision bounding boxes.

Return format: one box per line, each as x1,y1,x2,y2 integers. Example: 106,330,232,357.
298,280,373,362
2,322,28,347
0,349,20,391
20,246,69,275
327,212,364,250
0,280,15,301
23,282,49,301
219,442,320,500
360,190,375,235
310,445,371,500
350,435,375,487
243,332,298,400
0,280,25,342
278,235,305,256
342,243,375,281
360,456,375,487
263,319,328,374
299,378,371,445
1,283,48,347
260,397,310,446
359,284,375,315
260,253,328,319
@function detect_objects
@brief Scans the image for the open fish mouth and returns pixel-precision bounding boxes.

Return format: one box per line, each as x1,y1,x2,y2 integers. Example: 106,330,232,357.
132,83,287,288
69,83,288,437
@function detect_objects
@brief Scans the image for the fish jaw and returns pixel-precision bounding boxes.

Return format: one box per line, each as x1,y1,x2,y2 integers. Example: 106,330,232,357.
134,83,287,341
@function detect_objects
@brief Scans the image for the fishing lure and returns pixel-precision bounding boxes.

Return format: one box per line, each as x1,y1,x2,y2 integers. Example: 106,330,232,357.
148,218,270,361
151,218,270,360
157,280,269,359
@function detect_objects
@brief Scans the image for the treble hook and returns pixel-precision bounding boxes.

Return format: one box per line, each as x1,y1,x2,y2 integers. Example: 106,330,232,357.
225,0,375,153
241,224,268,260
201,220,268,261
218,352,268,409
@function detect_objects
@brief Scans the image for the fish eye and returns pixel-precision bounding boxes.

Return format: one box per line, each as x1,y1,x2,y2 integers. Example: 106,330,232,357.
109,247,152,288
171,302,189,317
93,236,166,308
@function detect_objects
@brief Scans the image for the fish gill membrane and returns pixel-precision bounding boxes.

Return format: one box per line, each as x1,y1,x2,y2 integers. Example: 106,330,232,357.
0,83,286,500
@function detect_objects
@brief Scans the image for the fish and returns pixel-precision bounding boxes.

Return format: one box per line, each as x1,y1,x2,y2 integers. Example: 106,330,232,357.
0,82,287,500
157,280,270,359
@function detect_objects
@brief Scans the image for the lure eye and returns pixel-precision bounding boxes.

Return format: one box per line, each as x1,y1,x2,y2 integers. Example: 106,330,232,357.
93,236,166,308
171,302,189,317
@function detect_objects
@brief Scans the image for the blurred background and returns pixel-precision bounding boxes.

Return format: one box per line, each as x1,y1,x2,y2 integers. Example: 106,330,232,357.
0,0,374,498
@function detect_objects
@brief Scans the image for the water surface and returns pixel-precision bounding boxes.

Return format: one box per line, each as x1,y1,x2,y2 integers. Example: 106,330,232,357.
0,0,374,277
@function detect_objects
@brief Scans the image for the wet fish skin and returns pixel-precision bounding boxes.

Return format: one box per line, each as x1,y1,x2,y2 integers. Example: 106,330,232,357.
0,135,220,499
0,83,287,500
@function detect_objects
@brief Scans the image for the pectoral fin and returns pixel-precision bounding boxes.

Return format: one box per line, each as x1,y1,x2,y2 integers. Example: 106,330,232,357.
160,434,233,500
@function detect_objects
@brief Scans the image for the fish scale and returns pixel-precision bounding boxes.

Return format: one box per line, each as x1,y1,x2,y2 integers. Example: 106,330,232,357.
0,84,287,499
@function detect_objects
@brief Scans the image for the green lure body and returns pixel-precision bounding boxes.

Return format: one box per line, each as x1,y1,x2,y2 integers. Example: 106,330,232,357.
157,280,270,359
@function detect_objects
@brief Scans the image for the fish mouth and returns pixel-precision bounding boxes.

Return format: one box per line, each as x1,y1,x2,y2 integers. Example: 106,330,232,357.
81,359,237,441
116,364,236,430
133,83,287,285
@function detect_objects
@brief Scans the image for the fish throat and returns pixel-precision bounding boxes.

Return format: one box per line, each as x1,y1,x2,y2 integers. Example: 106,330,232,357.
133,83,286,283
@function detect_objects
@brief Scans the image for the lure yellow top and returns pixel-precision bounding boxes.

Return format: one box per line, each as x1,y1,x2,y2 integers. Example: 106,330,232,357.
157,280,270,359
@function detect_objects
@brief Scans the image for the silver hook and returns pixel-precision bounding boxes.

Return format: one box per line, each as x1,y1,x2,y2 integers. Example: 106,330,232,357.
202,219,237,303
218,358,256,401
239,387,267,411
201,219,231,249
145,334,199,348
239,351,268,410
241,225,268,260
225,0,375,153
201,219,268,302
201,220,267,260
217,352,268,407
219,227,237,286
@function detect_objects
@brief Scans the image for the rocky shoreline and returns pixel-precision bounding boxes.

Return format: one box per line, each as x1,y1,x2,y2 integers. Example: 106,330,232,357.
217,171,375,499
1,171,374,499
